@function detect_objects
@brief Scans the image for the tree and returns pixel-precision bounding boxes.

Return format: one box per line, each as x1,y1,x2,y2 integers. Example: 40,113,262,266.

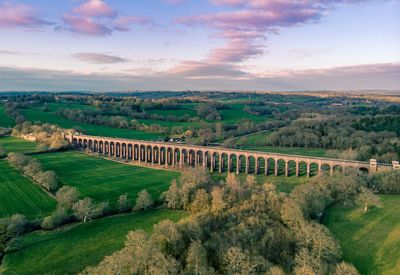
356,187,382,212
5,214,26,235
117,193,130,212
134,189,154,211
211,187,226,212
190,189,210,213
165,180,182,209
41,208,67,229
334,262,360,275
186,240,211,275
36,170,59,192
72,198,97,222
56,186,79,208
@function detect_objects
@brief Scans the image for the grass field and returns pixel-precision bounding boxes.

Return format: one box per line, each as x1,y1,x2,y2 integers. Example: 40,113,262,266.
34,151,180,205
0,105,15,128
2,209,186,275
324,195,400,275
0,160,56,219
0,136,42,154
23,108,163,140
220,104,268,124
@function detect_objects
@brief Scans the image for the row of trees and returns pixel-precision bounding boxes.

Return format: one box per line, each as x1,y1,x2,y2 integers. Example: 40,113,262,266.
8,153,59,192
86,168,379,274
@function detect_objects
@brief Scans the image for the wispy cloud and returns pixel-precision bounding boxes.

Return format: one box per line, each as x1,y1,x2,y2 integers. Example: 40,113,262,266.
73,53,130,64
0,2,52,29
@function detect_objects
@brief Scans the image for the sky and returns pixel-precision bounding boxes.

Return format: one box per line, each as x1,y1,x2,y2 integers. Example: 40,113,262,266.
0,0,399,91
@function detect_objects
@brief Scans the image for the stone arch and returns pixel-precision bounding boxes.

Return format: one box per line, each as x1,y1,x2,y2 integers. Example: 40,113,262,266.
359,167,369,174
309,162,319,177
320,163,331,174
188,149,196,167
276,159,286,176
181,148,188,167
266,157,275,175
221,153,229,172
146,145,153,163
247,155,256,174
333,164,343,173
99,141,104,153
237,155,246,174
127,144,133,160
110,142,115,156
298,161,308,176
256,157,265,175
229,154,237,173
287,160,297,177
196,150,204,168
121,143,127,159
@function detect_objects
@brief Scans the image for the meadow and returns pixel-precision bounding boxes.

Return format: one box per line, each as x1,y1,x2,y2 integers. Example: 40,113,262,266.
2,209,186,275
324,195,400,275
34,151,180,205
0,136,42,154
0,105,15,128
0,160,56,219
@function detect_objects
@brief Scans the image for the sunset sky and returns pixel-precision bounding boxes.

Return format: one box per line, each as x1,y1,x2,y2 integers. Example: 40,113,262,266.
0,0,399,91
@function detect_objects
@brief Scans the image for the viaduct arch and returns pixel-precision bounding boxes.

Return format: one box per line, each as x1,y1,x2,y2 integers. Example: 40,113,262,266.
68,134,398,177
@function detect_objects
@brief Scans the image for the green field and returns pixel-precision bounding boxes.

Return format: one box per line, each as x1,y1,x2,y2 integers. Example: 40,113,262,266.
220,104,268,124
34,151,180,204
0,136,42,154
0,105,15,128
0,160,56,219
324,195,400,275
23,107,163,140
2,209,186,275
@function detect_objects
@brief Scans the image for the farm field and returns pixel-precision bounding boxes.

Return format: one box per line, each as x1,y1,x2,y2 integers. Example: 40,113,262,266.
23,107,163,140
2,209,186,275
324,195,400,275
0,160,57,219
34,151,180,205
0,105,15,128
0,136,42,154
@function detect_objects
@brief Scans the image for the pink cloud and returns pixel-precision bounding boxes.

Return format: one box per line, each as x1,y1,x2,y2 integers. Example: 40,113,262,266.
0,2,51,28
62,14,112,36
173,0,380,78
60,1,154,36
113,16,154,32
73,0,116,18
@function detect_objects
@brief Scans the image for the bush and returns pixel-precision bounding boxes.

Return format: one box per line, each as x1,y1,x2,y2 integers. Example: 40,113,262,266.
371,170,400,194
41,208,68,230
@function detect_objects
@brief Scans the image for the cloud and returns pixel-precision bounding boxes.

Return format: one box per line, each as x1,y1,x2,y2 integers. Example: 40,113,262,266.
0,2,52,29
0,62,398,91
73,0,116,18
173,0,381,78
73,53,129,64
59,0,154,36
61,14,112,36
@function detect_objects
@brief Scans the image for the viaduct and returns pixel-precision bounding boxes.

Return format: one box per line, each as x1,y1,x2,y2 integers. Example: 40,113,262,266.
67,134,399,177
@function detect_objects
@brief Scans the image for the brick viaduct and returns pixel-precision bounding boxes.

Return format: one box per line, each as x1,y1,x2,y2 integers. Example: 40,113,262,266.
67,134,399,177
